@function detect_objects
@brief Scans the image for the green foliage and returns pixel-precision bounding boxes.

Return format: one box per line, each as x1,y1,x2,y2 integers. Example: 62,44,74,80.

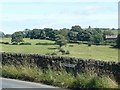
4,34,11,38
0,31,5,38
0,42,9,45
59,28,70,40
103,30,114,39
19,42,31,45
11,42,18,45
71,25,83,32
92,76,118,88
88,42,92,46
36,42,55,45
93,33,103,45
116,34,120,48
11,32,24,44
2,63,118,89
65,50,70,54
55,34,67,47
72,73,118,88
72,73,96,88
68,31,78,41
58,48,70,55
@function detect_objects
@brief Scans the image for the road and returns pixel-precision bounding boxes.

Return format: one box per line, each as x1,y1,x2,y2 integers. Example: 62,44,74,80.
0,78,60,89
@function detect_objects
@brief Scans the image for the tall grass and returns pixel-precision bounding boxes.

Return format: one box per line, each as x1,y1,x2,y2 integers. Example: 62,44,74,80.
2,62,119,89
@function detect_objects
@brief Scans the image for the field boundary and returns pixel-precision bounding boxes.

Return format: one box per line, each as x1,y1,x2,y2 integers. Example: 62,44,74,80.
1,52,120,84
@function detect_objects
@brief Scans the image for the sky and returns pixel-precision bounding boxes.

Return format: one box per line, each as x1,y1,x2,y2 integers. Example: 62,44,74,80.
0,0,119,34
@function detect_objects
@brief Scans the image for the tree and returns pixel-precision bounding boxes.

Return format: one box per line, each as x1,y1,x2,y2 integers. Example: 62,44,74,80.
103,30,114,40
68,31,78,41
4,34,11,38
77,30,92,41
71,25,83,32
23,28,31,38
116,34,120,48
93,34,103,45
0,31,5,38
55,34,67,47
11,32,24,44
59,28,70,40
88,26,92,30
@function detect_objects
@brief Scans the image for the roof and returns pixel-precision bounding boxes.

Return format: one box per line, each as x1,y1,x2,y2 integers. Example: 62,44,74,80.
105,35,117,39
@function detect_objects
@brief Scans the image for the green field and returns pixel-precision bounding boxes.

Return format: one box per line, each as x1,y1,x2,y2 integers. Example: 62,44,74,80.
0,38,119,62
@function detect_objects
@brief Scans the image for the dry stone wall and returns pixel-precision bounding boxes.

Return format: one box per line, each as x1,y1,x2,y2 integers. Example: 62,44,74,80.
1,52,120,83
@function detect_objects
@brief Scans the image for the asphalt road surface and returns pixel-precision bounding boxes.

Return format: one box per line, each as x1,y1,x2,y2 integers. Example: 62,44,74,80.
0,78,61,89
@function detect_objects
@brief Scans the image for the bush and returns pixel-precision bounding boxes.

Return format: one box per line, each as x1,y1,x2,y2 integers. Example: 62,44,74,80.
59,49,65,53
72,73,96,88
36,43,55,45
72,73,118,88
2,65,21,79
69,45,74,47
19,42,31,45
4,42,9,44
92,76,118,88
12,42,18,45
0,42,9,45
66,51,70,54
59,49,66,55
88,43,92,47
2,63,119,89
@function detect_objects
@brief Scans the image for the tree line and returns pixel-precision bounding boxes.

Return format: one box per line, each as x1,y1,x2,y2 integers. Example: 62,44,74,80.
0,25,120,48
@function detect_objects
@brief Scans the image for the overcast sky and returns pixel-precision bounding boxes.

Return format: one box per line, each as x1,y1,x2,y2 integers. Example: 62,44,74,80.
0,0,119,34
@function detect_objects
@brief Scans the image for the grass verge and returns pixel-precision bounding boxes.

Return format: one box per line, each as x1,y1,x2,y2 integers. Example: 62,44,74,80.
1,62,119,89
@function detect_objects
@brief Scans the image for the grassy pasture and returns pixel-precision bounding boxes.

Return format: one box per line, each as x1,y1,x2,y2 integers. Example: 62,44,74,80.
0,38,119,62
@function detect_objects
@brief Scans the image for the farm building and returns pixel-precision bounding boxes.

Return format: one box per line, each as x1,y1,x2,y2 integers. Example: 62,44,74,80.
105,35,117,40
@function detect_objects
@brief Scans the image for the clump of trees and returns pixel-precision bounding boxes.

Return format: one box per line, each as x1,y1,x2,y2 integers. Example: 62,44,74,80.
55,34,67,48
9,25,119,47
11,31,24,44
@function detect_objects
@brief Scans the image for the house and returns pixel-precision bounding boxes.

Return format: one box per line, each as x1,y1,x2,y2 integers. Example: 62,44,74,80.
105,35,117,40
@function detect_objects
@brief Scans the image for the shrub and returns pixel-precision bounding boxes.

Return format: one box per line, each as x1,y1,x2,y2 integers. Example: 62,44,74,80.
72,73,118,88
0,42,9,45
4,42,9,44
92,76,118,88
2,65,21,79
59,49,65,53
88,43,92,47
69,45,74,47
2,63,119,89
36,43,55,45
11,42,18,45
59,49,66,55
41,68,75,88
66,51,70,54
2,63,43,82
72,73,96,88
19,42,31,45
